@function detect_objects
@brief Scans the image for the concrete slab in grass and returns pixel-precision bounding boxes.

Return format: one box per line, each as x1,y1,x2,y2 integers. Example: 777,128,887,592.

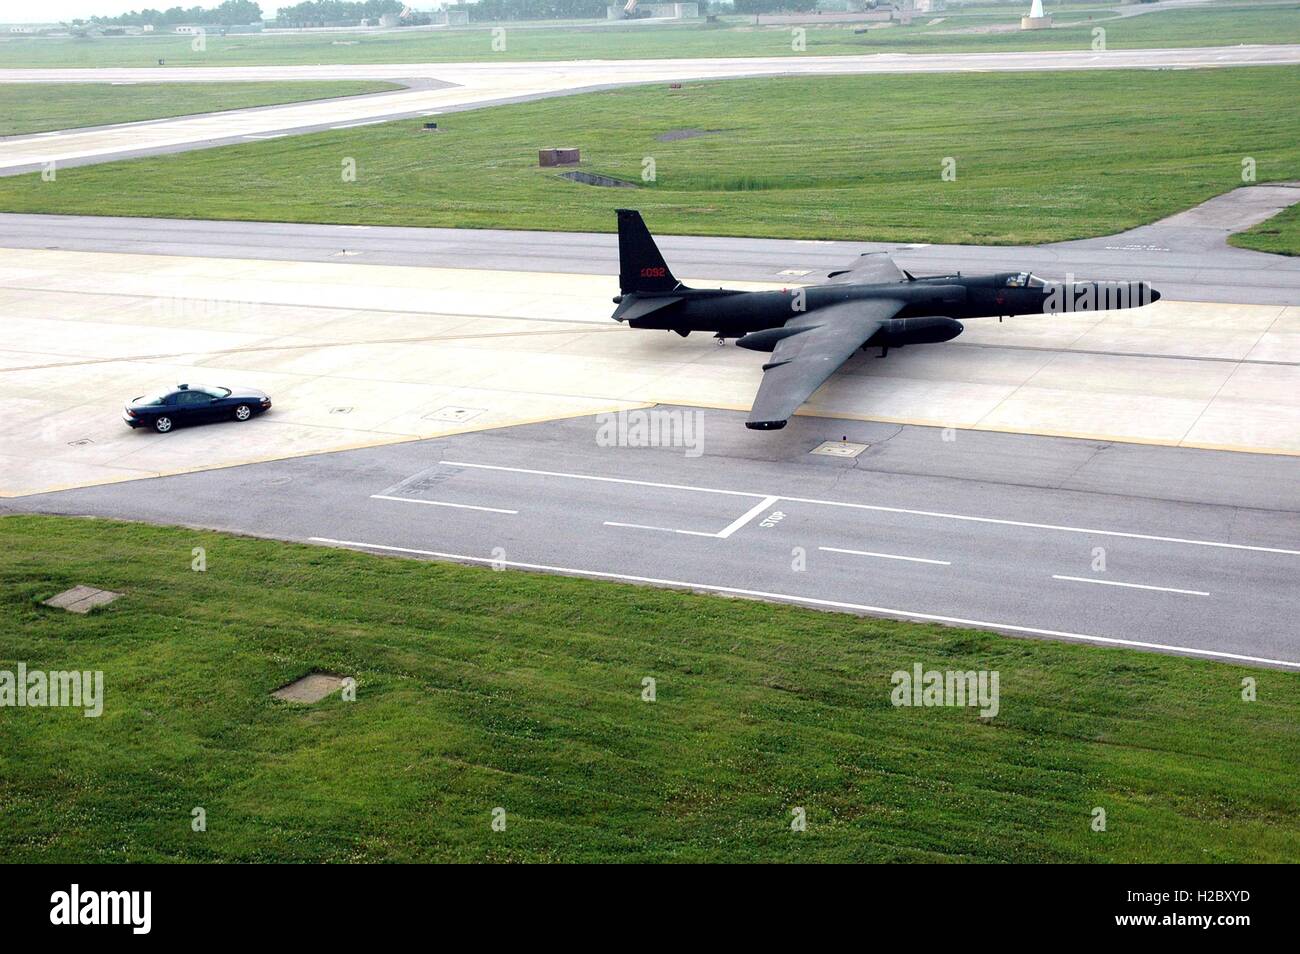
43,585,122,613
272,672,349,704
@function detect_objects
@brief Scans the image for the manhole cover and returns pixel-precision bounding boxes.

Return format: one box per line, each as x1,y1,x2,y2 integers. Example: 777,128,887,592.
423,406,484,423
43,586,123,614
810,441,869,458
272,672,349,704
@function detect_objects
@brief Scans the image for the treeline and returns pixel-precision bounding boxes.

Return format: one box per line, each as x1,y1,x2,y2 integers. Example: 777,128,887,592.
91,1,263,26
274,0,405,26
447,0,610,20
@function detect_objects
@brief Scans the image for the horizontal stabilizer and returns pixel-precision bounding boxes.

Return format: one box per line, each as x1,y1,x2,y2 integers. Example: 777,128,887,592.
613,295,684,323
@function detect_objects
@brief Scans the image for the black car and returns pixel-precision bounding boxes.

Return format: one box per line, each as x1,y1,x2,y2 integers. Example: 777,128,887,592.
123,383,272,433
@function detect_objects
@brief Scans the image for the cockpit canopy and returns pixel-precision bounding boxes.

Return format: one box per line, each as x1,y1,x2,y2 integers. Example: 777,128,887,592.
1004,272,1046,288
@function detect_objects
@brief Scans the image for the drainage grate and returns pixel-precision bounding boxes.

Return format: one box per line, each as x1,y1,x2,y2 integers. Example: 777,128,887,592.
557,171,638,189
810,441,869,459
423,406,484,424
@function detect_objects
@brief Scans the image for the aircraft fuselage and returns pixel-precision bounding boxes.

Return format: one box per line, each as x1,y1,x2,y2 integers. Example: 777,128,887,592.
618,273,1159,339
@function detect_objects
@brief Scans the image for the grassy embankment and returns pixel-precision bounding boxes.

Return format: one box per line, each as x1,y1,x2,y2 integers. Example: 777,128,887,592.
1,515,1297,862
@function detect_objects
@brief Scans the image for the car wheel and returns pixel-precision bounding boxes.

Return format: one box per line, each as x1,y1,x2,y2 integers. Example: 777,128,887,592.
233,404,252,422
154,416,173,433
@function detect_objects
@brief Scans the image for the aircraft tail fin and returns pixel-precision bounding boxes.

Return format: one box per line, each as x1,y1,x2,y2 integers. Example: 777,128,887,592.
617,209,682,295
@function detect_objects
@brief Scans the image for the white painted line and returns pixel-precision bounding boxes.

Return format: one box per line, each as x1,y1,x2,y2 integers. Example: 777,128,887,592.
776,494,1300,556
1052,575,1209,597
441,460,762,499
307,537,1300,670
603,521,717,538
820,546,951,566
243,134,286,140
438,460,1300,556
332,119,387,129
717,496,781,539
370,494,517,515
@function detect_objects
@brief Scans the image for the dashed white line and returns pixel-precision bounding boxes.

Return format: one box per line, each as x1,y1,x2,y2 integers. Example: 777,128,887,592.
438,460,1300,556
1052,575,1209,597
306,537,1299,670
442,460,761,499
370,494,517,515
331,119,388,129
820,546,951,566
603,521,717,537
604,494,780,539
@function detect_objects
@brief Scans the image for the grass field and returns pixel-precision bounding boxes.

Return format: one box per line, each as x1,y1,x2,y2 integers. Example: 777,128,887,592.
3,68,1296,249
0,5,1296,67
1232,201,1300,255
0,81,401,137
0,515,1296,862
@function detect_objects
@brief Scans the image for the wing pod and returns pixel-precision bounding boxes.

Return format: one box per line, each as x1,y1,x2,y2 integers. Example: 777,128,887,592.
735,323,819,353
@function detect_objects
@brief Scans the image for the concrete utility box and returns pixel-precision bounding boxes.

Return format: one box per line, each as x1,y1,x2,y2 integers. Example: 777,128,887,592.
539,148,581,167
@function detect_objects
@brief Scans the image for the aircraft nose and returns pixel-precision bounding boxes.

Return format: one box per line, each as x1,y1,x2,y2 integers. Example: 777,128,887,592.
1129,281,1160,305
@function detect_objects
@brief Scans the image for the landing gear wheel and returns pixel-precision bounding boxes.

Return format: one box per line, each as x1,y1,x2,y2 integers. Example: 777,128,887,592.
154,416,173,433
234,404,252,421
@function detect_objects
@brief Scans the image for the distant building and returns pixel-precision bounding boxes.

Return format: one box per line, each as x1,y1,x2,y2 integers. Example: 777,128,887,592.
608,2,699,18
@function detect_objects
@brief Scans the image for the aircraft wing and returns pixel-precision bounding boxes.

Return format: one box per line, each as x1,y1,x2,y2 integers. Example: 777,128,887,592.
826,252,907,285
746,299,904,429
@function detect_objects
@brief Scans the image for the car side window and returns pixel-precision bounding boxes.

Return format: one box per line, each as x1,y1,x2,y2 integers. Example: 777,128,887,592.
177,391,204,407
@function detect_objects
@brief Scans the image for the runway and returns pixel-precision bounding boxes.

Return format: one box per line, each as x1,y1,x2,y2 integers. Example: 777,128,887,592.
2,44,1299,174
6,408,1297,668
5,182,1299,303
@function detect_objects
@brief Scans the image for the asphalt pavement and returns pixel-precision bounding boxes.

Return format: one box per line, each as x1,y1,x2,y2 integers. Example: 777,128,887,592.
4,182,1299,304
7,409,1298,669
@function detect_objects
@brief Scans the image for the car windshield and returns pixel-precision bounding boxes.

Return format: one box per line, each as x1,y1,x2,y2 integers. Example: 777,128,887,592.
188,386,230,398
1005,272,1047,288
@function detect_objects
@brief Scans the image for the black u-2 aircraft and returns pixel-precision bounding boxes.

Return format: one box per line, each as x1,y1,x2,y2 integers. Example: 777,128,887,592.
611,209,1161,429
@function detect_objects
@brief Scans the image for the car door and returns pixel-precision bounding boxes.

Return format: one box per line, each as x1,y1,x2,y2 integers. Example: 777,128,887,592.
174,389,209,423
